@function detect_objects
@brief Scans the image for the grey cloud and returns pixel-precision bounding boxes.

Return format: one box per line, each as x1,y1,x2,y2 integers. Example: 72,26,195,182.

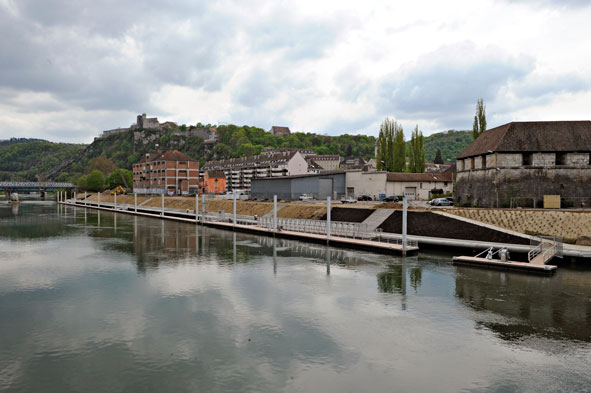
514,74,591,100
377,44,534,129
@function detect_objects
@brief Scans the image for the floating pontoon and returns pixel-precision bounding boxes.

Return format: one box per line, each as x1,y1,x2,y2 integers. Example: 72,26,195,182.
453,236,562,274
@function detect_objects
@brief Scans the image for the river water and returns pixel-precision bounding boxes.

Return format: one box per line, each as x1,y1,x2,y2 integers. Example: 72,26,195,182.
1,200,590,392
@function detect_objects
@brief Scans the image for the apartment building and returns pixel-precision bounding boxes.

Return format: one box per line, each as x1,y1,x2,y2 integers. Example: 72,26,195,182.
201,151,308,193
132,150,199,195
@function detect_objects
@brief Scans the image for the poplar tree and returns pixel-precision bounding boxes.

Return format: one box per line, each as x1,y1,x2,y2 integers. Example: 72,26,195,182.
393,125,406,172
408,125,425,173
376,118,396,171
472,98,487,139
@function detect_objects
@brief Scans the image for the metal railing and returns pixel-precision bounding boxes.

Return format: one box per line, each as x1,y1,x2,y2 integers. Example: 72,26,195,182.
255,216,417,247
528,235,563,263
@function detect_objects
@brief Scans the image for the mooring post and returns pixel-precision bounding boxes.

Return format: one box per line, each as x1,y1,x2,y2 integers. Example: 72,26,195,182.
195,193,199,223
273,195,277,233
114,192,117,209
161,193,164,216
327,196,331,241
233,192,237,227
201,194,205,223
134,192,137,213
98,191,101,207
402,196,408,256
84,192,87,206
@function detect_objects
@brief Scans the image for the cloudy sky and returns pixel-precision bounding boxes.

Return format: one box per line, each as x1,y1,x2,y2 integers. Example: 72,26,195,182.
1,0,590,143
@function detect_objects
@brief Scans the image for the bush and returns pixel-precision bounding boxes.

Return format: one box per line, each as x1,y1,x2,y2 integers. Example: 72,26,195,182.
454,201,472,208
562,200,575,208
86,170,104,192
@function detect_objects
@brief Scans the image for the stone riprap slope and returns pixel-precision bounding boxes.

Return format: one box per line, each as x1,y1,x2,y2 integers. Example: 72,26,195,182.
446,208,591,244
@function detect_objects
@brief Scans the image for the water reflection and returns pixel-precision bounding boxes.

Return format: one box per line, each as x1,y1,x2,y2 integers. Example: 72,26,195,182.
455,266,591,342
2,202,590,392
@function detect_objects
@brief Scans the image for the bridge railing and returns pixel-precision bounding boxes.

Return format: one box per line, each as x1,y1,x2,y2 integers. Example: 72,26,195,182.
0,181,75,189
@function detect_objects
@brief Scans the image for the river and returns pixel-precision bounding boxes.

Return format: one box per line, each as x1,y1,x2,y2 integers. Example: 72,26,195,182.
1,200,590,392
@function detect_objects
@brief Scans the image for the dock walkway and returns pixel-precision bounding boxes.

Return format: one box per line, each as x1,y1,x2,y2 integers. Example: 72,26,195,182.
60,199,418,256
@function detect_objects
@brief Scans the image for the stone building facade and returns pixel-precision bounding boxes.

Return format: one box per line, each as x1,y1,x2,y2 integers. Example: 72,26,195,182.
456,121,591,207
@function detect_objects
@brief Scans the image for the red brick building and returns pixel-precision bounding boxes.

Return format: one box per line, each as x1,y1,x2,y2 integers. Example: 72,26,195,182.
132,150,199,195
200,170,226,194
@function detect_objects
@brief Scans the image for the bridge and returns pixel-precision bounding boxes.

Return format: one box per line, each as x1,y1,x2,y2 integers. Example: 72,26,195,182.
0,181,75,192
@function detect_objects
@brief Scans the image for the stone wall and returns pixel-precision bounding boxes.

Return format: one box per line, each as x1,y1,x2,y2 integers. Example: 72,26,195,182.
456,167,591,207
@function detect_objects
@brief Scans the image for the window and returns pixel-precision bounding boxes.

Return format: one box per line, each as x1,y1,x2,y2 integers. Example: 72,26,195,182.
470,157,475,169
522,153,532,166
556,152,567,166
481,155,486,168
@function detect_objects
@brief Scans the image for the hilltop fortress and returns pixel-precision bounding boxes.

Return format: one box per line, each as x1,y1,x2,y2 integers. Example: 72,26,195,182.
99,114,178,138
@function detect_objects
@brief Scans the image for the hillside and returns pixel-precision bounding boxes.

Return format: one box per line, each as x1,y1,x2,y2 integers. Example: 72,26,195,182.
5,126,471,182
43,124,377,181
423,130,472,163
0,139,86,181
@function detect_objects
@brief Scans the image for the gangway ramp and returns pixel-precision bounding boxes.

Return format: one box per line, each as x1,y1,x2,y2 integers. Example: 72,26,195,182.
361,209,395,232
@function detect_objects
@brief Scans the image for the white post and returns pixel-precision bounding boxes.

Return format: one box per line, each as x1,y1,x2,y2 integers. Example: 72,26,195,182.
233,192,237,227
74,192,76,203
114,192,117,209
57,191,60,203
161,193,164,216
201,194,205,223
98,192,101,207
84,192,87,206
402,196,408,255
327,196,331,240
195,193,199,223
273,195,277,233
134,193,137,213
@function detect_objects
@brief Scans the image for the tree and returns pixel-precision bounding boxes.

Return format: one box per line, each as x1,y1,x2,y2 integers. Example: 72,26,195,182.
376,118,396,171
76,175,87,190
408,125,425,173
393,125,406,172
87,156,116,177
86,170,104,192
434,149,444,164
472,98,487,139
106,169,132,189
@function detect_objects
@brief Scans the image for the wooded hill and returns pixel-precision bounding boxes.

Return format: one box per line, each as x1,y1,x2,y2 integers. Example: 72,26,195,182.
422,130,472,164
0,138,85,181
1,126,472,182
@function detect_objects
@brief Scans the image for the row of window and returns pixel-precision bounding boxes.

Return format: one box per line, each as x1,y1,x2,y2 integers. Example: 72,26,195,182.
463,152,591,170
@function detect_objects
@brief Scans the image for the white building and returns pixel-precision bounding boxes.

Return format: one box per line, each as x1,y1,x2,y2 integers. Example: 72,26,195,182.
201,151,308,193
345,170,453,200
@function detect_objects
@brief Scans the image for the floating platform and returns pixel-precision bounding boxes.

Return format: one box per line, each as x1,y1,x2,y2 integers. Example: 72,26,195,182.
452,256,557,274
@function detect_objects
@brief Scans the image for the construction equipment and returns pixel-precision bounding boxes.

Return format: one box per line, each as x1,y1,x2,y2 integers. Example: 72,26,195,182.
111,185,126,195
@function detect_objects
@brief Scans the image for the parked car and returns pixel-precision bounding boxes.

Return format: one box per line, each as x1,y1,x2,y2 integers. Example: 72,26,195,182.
430,197,453,206
357,195,372,201
341,197,357,204
299,194,314,201
383,195,399,202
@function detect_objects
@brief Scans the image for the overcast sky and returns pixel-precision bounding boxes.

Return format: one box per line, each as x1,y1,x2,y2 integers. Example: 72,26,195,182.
1,0,590,143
